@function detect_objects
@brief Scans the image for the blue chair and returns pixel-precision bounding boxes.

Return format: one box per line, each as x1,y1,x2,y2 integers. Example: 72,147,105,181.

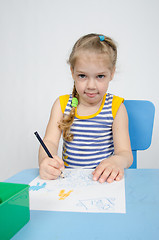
124,100,155,169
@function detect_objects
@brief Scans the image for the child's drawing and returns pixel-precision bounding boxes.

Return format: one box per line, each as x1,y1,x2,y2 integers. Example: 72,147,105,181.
58,189,73,200
57,169,101,188
29,169,126,213
77,197,115,212
29,182,46,191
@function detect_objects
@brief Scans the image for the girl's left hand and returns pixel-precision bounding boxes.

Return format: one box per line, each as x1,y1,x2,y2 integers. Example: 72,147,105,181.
92,158,124,183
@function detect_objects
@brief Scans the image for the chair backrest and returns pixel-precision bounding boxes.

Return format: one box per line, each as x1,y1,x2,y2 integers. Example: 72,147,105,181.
124,100,155,169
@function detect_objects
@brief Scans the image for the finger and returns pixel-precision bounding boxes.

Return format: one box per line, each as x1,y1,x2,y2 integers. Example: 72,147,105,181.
48,158,61,169
115,171,124,181
39,169,58,180
43,173,58,180
98,167,113,183
106,169,119,183
53,155,65,170
92,167,104,181
46,165,61,177
92,167,97,175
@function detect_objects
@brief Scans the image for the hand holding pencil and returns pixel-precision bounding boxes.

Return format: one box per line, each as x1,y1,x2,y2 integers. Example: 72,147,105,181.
34,132,65,180
39,155,64,180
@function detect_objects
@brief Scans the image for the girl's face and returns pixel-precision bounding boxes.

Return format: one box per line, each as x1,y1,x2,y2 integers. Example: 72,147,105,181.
71,51,115,107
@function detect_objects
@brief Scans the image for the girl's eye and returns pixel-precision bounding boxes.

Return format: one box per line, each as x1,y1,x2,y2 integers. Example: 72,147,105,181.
78,74,86,79
97,75,105,79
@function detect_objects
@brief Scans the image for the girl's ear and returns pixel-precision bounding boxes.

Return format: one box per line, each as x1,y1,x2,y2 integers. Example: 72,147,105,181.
70,66,75,80
70,66,74,75
110,67,115,81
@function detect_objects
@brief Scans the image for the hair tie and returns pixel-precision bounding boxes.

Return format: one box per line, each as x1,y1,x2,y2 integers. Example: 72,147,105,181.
99,35,105,41
71,97,78,108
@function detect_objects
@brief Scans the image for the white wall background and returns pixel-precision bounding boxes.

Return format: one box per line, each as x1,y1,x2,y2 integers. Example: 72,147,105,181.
0,0,159,181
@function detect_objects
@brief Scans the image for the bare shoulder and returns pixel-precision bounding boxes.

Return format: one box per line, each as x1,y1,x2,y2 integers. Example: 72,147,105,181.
51,97,61,111
113,102,131,152
114,103,128,123
112,103,129,140
50,97,63,119
44,97,63,141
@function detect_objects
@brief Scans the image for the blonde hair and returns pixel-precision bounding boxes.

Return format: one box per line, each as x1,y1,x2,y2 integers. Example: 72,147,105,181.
59,33,117,141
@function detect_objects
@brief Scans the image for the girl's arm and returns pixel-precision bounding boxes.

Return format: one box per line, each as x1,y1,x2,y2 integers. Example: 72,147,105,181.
39,98,64,180
92,103,133,183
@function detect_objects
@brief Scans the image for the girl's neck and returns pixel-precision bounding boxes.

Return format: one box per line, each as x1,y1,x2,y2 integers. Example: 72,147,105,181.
76,95,104,117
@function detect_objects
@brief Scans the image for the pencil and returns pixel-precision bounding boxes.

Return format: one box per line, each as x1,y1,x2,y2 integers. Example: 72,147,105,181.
34,131,64,178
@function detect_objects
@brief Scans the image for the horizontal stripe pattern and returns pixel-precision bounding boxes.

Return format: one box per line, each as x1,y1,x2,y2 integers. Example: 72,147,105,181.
62,93,114,168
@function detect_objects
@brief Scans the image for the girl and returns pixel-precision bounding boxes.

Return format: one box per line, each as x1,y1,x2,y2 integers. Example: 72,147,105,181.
38,33,133,183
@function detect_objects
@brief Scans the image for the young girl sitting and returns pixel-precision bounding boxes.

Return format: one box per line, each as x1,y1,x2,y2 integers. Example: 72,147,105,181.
38,33,133,183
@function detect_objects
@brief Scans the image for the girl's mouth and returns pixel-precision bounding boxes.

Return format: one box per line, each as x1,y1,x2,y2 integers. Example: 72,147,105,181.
85,92,97,98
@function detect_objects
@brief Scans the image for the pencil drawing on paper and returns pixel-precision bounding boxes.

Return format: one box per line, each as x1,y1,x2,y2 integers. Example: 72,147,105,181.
77,197,115,211
29,169,126,213
57,169,100,188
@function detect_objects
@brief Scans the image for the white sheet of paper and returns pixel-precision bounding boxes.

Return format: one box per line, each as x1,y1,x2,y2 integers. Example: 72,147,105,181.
29,169,126,213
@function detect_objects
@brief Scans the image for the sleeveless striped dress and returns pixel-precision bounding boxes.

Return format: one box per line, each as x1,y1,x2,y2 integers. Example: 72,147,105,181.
60,93,124,168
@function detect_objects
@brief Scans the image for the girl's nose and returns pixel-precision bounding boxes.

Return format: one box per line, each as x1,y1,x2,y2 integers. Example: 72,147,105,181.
87,78,96,89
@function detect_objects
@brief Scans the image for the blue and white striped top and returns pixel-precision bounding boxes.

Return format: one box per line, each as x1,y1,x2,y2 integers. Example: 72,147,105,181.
60,93,124,169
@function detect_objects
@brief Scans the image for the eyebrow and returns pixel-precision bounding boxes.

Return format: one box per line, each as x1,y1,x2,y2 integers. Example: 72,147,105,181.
76,71,86,74
76,71,109,75
97,72,108,75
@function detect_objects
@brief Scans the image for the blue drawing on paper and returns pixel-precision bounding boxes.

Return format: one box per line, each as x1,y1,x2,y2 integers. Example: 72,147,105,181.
77,197,115,211
29,170,125,213
29,182,46,191
57,169,106,188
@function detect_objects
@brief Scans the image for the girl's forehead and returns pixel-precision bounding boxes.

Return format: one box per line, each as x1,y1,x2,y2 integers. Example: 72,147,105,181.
74,51,111,69
76,50,109,61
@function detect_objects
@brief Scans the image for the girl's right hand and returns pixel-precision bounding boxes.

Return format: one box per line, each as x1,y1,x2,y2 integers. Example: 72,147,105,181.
39,155,65,180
